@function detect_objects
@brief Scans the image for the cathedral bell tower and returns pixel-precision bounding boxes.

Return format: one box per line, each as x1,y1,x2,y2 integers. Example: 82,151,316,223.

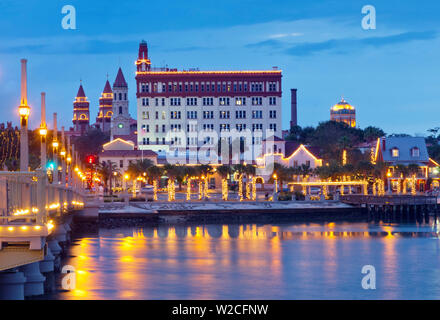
72,83,90,135
110,68,131,139
96,79,113,134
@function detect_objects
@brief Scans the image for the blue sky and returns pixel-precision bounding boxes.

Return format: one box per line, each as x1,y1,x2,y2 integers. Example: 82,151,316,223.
0,0,439,135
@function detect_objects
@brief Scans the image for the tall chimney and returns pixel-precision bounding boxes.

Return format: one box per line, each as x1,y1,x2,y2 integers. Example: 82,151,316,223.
290,88,298,128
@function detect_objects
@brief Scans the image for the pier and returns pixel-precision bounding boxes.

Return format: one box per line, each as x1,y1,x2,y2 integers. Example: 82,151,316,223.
341,194,439,218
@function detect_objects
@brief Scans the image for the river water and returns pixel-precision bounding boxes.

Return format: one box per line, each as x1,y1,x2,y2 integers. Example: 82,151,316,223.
51,219,440,299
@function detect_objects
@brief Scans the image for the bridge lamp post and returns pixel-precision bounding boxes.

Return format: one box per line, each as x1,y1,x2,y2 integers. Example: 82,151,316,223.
18,59,30,172
18,104,30,171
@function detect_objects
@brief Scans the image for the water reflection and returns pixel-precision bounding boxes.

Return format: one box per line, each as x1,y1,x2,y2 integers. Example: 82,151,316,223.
55,221,440,300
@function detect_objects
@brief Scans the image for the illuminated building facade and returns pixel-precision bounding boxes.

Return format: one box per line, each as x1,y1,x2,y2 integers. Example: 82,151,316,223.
135,41,283,154
374,136,436,192
95,80,113,134
330,98,356,127
72,84,90,135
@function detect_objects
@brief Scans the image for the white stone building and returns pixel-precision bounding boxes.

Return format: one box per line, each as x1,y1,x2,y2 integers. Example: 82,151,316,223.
135,41,282,163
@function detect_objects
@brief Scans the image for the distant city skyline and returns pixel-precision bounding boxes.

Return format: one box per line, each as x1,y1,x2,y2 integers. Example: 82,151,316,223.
0,0,439,136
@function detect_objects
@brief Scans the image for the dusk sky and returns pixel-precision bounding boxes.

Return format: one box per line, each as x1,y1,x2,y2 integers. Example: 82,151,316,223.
0,0,439,135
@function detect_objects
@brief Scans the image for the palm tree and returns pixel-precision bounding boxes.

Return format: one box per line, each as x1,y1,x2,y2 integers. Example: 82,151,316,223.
174,166,186,191
244,164,256,200
234,163,247,200
217,165,231,200
395,164,409,194
146,166,163,200
408,163,420,195
270,163,290,192
164,164,181,201
97,161,118,195
299,164,313,182
198,164,214,199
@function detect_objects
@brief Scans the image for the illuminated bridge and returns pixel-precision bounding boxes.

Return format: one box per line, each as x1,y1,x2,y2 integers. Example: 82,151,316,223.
0,169,84,298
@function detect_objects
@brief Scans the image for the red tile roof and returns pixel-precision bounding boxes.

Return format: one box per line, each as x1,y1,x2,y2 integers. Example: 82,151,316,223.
76,84,86,97
100,149,157,158
103,80,112,93
113,67,127,87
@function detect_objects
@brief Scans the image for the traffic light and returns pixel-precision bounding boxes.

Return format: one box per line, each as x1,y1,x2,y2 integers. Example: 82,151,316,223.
86,155,96,165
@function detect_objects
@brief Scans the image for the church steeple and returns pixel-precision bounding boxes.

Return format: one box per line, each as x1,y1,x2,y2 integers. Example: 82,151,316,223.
111,68,131,139
113,67,127,88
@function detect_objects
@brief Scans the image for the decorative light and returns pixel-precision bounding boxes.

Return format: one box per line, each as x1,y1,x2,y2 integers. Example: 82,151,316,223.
18,105,30,117
238,174,243,201
52,141,59,148
251,177,256,201
153,180,158,201
222,178,228,201
187,179,192,201
198,179,203,200
39,128,47,136
60,150,66,157
246,179,251,200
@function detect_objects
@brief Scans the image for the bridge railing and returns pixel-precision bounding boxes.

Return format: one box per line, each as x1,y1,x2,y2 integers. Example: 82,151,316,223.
0,169,84,226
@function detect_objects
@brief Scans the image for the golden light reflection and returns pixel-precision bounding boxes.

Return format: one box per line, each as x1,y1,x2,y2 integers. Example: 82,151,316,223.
60,223,424,299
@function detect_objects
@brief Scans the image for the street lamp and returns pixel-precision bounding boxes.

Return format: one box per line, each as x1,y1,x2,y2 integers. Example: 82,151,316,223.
18,59,30,172
273,173,278,193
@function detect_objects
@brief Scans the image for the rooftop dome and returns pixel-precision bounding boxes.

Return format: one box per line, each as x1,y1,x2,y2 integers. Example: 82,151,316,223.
331,98,355,112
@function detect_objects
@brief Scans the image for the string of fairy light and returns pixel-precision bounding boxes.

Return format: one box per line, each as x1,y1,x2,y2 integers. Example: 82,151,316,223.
0,125,20,167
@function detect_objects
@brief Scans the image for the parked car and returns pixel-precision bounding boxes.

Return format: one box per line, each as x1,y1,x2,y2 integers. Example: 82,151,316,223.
140,184,154,201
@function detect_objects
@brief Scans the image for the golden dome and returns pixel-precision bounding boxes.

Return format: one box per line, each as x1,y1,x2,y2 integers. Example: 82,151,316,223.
331,98,355,112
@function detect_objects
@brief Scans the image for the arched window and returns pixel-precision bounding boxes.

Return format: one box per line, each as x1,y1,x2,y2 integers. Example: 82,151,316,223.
119,93,122,100
119,107,122,114
124,93,127,100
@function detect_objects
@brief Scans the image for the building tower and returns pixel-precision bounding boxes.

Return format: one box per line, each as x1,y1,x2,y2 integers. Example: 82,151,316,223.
136,40,151,73
72,83,90,135
96,79,113,134
111,68,131,139
330,98,356,127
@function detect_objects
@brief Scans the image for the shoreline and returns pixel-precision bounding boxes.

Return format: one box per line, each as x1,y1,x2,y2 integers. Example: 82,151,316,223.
73,200,366,229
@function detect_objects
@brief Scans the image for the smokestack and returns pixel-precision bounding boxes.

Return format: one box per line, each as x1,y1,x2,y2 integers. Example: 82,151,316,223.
20,59,28,106
290,88,298,128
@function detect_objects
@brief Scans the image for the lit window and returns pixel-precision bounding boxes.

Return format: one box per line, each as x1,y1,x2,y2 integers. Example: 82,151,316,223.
392,148,399,157
411,148,420,157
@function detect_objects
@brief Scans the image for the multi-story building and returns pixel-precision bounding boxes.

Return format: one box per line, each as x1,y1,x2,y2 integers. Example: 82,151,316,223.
135,41,282,161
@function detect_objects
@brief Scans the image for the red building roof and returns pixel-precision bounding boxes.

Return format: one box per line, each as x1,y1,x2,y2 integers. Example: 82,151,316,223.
76,84,86,97
103,80,112,93
114,68,127,87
